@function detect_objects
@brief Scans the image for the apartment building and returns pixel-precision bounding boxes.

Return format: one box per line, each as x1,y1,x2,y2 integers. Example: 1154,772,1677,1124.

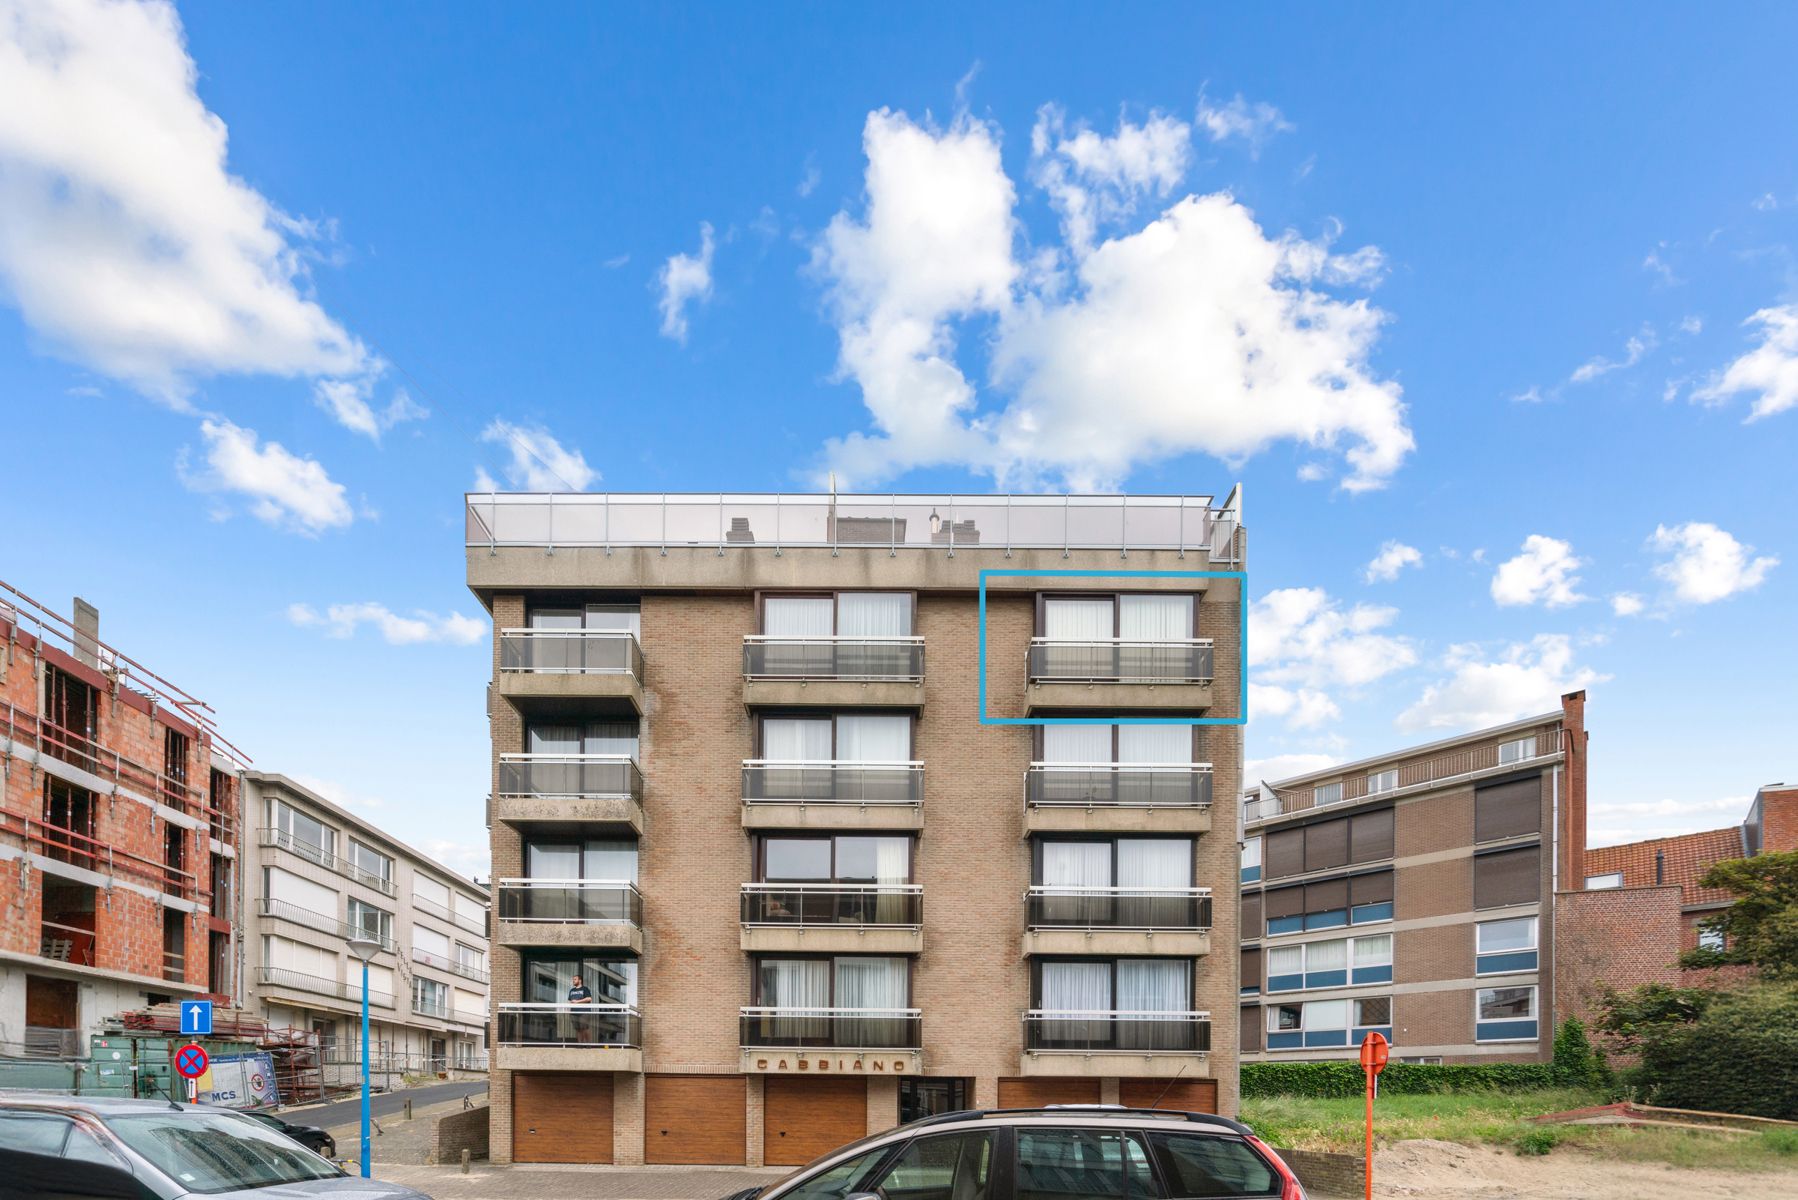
0,585,241,1054
1238,692,1588,1065
467,490,1245,1166
242,773,489,1077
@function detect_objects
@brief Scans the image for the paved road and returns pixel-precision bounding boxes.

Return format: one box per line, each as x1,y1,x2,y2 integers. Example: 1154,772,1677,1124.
373,1163,786,1200
292,1079,489,1129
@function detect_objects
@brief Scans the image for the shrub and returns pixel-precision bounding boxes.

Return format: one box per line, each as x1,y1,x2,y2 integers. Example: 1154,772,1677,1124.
1551,1018,1613,1092
1240,1060,1559,1099
1632,983,1798,1119
1509,1126,1563,1156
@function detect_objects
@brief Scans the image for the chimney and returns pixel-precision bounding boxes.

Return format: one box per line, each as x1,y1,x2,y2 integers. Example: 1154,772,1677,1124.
1557,690,1589,891
1654,849,1664,886
72,597,100,670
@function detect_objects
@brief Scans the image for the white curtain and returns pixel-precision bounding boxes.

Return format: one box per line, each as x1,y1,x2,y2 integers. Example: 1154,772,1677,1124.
761,959,830,1008
1119,594,1192,640
1117,960,1189,1012
764,597,834,637
526,844,580,879
836,714,910,761
1041,962,1111,1011
1116,839,1191,888
528,725,581,754
1044,598,1113,640
1043,724,1112,763
874,838,910,885
1354,935,1392,968
1307,999,1349,1031
1118,725,1191,764
583,720,638,757
837,593,911,637
1306,939,1347,973
763,718,832,760
835,957,907,1008
585,839,638,883
584,605,640,636
1267,945,1303,978
1042,842,1112,888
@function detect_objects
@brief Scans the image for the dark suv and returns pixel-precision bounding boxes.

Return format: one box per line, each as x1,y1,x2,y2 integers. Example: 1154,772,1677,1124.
723,1106,1306,1200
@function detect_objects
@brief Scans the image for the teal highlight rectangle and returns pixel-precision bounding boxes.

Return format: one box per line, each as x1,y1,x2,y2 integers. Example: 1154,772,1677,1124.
976,568,1248,726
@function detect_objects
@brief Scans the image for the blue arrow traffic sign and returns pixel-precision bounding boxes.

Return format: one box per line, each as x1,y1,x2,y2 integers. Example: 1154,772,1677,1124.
179,999,213,1036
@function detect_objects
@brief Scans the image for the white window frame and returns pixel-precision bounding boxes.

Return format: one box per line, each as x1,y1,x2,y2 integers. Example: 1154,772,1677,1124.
1365,769,1399,796
1266,999,1352,1035
1476,915,1539,955
1313,782,1343,807
1584,872,1623,890
347,898,392,943
1497,736,1535,765
349,839,394,884
1241,837,1262,871
1474,985,1538,1042
1697,921,1726,952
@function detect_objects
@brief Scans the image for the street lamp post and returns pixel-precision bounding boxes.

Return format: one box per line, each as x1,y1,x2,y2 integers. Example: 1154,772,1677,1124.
345,934,382,1179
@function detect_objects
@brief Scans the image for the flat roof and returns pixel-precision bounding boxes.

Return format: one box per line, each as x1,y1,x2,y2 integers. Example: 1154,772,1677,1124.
1262,708,1562,790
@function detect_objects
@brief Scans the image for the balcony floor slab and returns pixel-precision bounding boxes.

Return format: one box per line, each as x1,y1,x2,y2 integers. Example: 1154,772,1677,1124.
741,803,924,832
741,926,922,955
495,796,644,830
1022,929,1210,957
497,672,644,715
495,921,643,953
743,680,924,709
1025,681,1213,713
495,1045,642,1073
1017,1051,1210,1079
1023,806,1212,835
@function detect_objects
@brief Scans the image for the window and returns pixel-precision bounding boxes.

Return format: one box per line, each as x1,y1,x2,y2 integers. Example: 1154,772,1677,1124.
1476,916,1539,975
348,899,392,946
163,726,191,792
272,801,333,862
528,604,640,635
1584,872,1623,890
1264,874,1391,937
1036,959,1192,1016
1473,846,1540,909
1697,922,1726,952
782,1143,894,1200
1265,934,1390,992
1474,777,1540,842
1263,812,1393,883
528,718,640,757
764,593,913,637
877,1130,995,1200
1240,837,1261,884
1313,781,1343,807
1476,986,1538,1042
760,835,912,883
1240,947,1261,996
1366,769,1399,795
455,943,486,975
1266,996,1390,1051
348,840,393,888
1147,1131,1280,1197
521,953,636,1006
759,713,911,761
525,838,639,882
413,977,449,1016
1015,1128,1157,1200
1354,997,1393,1037
757,955,910,1009
1497,736,1535,765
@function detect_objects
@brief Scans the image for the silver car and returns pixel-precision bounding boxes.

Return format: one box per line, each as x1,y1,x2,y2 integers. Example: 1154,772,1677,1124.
0,1094,428,1199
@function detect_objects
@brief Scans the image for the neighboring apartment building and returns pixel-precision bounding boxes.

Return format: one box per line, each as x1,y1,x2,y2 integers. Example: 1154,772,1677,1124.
242,773,489,1076
1239,692,1588,1065
0,585,242,1053
467,490,1245,1166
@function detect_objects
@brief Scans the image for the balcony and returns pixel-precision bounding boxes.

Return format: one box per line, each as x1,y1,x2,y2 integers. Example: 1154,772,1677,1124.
1025,639,1214,712
1022,887,1213,957
412,946,491,985
741,760,924,831
495,1002,642,1073
739,884,923,954
494,753,645,829
496,629,644,715
257,966,394,1011
738,1006,923,1074
257,828,396,897
1024,764,1214,834
256,898,397,955
495,879,643,952
413,893,487,936
1019,1011,1212,1077
412,995,451,1020
742,637,925,708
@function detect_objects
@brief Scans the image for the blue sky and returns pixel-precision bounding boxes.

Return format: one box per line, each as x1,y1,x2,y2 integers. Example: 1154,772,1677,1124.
3,2,1796,874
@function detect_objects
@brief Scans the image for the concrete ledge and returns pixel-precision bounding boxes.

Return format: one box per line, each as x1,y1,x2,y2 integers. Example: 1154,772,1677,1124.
495,1045,642,1073
1022,929,1210,957
494,795,644,830
741,926,923,954
1023,806,1212,835
743,679,924,708
741,1049,922,1075
496,671,644,714
1276,1147,1364,1197
1017,1051,1210,1079
1026,681,1213,713
494,921,643,953
742,803,924,832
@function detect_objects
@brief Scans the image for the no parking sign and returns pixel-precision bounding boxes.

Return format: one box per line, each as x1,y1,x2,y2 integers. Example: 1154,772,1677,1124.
175,1044,209,1079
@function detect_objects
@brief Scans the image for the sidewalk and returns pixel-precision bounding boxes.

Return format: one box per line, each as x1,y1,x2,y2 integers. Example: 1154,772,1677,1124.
327,1097,478,1167
368,1162,786,1200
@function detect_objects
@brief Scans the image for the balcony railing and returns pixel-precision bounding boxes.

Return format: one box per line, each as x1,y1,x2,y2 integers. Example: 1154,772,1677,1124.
466,492,1241,563
1252,725,1562,823
1023,1010,1212,1053
744,636,925,682
499,629,642,678
257,967,393,1007
2,809,197,900
256,898,397,954
1026,887,1213,931
257,828,397,896
1028,639,1214,685
0,702,209,817
413,995,451,1019
739,1007,921,1050
414,893,488,935
161,950,185,984
496,879,642,925
498,1003,641,1048
1026,763,1214,809
741,884,923,928
742,760,923,806
498,753,643,801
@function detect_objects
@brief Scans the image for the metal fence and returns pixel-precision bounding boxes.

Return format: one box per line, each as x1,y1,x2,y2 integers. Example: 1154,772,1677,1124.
1026,764,1213,809
1025,887,1212,931
1027,639,1215,684
496,879,642,925
741,884,923,927
739,1007,921,1050
1023,1011,1212,1053
743,637,925,682
499,629,642,677
742,761,923,805
497,754,643,800
497,1004,640,1048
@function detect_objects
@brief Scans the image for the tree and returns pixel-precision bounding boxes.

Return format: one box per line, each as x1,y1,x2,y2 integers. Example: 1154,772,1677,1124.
1593,984,1714,1053
1677,849,1798,978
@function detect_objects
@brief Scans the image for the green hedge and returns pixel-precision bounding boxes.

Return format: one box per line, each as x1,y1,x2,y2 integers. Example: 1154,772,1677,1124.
1241,1060,1559,1099
1631,983,1798,1119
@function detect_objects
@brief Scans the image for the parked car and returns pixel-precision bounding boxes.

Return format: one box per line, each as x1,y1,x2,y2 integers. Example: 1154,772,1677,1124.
0,1094,429,1199
720,1105,1306,1200
233,1108,336,1158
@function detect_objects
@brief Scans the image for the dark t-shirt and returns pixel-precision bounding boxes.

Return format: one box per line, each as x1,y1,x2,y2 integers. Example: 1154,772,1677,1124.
567,985,593,1003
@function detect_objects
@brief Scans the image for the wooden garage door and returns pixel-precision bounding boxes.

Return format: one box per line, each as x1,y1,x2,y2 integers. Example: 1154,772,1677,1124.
1120,1078,1218,1113
645,1074,746,1165
514,1073,613,1163
764,1076,868,1166
997,1077,1102,1108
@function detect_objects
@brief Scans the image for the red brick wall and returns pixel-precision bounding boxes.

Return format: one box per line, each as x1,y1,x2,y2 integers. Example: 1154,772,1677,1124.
1554,886,1683,1029
1758,786,1798,854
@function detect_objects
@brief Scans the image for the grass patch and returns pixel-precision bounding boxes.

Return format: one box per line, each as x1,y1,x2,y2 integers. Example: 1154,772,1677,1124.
1240,1088,1798,1172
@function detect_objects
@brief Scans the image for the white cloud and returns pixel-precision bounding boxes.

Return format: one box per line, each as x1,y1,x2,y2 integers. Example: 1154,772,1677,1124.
1194,92,1293,153
1751,192,1777,212
1031,107,1192,254
1649,521,1777,604
797,162,821,198
287,601,484,646
1249,588,1417,730
1679,315,1703,335
423,837,491,879
815,108,1412,493
1642,248,1679,287
1491,535,1586,608
1692,305,1798,420
181,419,352,534
290,773,384,812
478,419,596,491
1610,592,1645,616
1570,326,1657,384
313,377,427,441
657,221,715,343
1364,540,1422,583
0,0,371,401
1587,793,1750,845
1244,752,1339,785
1396,634,1605,733
1510,385,1545,404
1249,683,1340,729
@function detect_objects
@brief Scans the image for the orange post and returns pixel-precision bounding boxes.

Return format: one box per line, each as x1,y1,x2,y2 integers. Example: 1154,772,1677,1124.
1358,1031,1388,1198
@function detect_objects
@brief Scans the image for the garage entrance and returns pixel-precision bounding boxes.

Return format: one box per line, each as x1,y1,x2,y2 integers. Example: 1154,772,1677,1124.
513,1072,613,1163
997,1077,1101,1108
764,1075,867,1166
645,1074,746,1165
1120,1078,1218,1112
